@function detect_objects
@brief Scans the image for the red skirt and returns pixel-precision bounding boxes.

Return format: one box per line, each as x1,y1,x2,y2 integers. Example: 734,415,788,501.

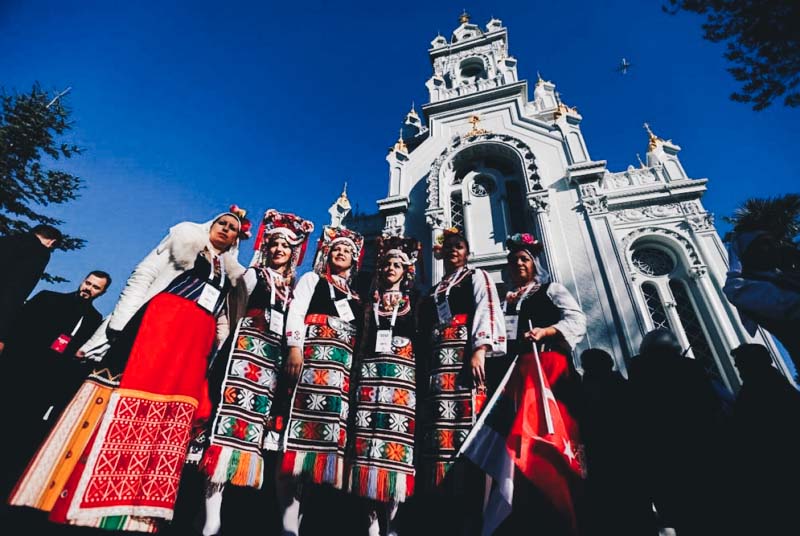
48,293,216,530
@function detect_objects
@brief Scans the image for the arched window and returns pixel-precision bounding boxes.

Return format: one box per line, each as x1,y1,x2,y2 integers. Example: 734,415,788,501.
669,279,717,375
641,282,670,330
631,241,722,379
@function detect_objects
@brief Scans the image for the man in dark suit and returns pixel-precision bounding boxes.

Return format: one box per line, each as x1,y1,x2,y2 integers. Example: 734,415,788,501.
0,270,111,498
0,224,62,356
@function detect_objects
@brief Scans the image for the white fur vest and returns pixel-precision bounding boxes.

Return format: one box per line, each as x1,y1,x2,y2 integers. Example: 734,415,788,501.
80,222,245,355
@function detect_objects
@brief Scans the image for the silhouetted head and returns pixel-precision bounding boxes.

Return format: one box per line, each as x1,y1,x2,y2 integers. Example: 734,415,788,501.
731,343,773,382
738,231,780,272
639,329,682,360
581,348,615,377
31,224,62,249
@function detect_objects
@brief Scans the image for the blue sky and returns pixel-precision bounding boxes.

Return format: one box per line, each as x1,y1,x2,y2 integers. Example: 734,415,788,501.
2,0,797,315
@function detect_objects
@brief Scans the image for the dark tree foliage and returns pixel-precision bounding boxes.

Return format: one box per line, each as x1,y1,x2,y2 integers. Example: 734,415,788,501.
665,0,800,110
1,83,85,282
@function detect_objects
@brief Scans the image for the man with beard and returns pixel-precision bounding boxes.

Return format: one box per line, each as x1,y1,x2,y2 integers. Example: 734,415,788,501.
0,270,110,499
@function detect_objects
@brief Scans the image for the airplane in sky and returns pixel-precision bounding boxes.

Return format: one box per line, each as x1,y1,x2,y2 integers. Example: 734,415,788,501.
616,57,632,75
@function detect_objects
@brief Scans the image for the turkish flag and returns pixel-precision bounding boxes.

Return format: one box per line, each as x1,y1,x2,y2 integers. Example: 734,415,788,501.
507,350,583,533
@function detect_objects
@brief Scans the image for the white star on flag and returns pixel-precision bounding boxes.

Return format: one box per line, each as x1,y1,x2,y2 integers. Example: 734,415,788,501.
563,438,576,463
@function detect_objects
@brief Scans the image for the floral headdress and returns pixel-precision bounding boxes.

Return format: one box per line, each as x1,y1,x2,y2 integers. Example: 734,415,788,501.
252,208,315,271
312,225,365,279
225,204,253,240
432,227,466,260
505,232,543,259
374,235,422,293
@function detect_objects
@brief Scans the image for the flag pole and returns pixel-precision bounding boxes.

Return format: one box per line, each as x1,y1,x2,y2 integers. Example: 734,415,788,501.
530,320,555,435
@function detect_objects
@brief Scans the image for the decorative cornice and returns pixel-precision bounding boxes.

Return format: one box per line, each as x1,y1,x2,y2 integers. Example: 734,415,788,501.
377,195,410,213
567,160,608,184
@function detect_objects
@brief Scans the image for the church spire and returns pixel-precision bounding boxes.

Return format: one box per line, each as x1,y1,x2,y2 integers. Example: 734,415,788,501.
643,122,662,151
394,129,408,154
328,183,351,228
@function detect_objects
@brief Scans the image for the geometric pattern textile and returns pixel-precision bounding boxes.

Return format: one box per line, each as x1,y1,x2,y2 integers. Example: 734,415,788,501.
65,389,197,522
347,334,416,502
280,314,356,489
202,311,284,488
420,314,478,488
8,374,115,512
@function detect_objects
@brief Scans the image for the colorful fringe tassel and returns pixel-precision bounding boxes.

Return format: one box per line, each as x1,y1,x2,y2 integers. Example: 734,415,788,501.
200,444,264,488
281,450,344,489
348,465,415,502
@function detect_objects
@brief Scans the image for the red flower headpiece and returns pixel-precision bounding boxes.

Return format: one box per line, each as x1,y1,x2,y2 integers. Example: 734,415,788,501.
252,208,315,269
505,232,543,257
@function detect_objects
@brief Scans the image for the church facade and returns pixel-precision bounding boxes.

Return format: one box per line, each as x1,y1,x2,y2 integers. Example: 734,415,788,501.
349,13,793,389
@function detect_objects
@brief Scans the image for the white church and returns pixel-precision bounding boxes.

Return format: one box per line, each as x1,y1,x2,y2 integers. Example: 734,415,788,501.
345,12,794,390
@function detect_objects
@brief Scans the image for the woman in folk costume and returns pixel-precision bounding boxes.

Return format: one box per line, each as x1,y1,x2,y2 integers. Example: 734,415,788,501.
416,227,505,535
498,232,586,535
9,207,250,533
278,225,365,533
199,209,314,535
348,235,421,536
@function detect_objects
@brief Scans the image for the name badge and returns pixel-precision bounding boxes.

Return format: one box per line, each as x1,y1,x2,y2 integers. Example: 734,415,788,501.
269,309,285,335
375,329,393,353
335,299,355,322
50,334,72,353
198,283,221,312
505,314,519,341
436,298,452,325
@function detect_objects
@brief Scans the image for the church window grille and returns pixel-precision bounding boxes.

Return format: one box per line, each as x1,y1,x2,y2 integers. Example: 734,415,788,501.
641,282,670,330
632,248,674,277
669,279,717,376
450,192,465,231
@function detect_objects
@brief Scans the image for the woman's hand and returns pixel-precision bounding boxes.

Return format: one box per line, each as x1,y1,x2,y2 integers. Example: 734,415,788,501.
524,326,558,342
285,346,304,383
469,346,488,388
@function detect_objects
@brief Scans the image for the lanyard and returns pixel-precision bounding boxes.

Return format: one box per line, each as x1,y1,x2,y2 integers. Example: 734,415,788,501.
373,300,400,329
265,268,287,312
503,281,536,314
207,254,225,287
436,266,465,302
328,278,352,301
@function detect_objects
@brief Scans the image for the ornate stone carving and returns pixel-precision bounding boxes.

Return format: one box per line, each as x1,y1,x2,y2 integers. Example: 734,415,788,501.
583,196,608,215
426,133,539,210
578,182,608,215
686,213,715,232
382,213,405,236
425,209,446,230
604,166,661,191
688,265,708,279
527,191,550,214
613,204,683,223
